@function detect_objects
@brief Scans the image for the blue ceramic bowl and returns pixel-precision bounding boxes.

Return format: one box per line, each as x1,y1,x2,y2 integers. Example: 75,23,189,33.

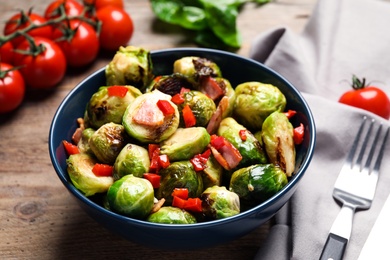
49,48,316,250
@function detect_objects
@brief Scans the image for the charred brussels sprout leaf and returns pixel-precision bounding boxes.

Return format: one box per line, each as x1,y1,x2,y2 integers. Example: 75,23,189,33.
105,46,154,91
218,117,268,167
157,161,203,204
113,144,150,180
173,56,222,80
262,111,296,177
201,186,240,220
147,206,197,224
85,85,142,129
145,73,196,95
107,174,154,219
89,122,127,164
122,90,180,143
67,153,114,197
230,164,288,204
233,82,286,131
160,127,210,161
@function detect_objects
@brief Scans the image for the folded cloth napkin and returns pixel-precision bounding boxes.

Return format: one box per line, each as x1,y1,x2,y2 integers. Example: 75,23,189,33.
250,0,390,259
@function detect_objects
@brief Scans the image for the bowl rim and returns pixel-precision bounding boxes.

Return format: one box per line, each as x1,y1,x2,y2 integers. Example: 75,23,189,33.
49,47,316,229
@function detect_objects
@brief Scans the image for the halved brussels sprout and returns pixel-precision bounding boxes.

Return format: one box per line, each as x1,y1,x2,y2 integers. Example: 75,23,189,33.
85,85,142,129
177,90,216,127
159,127,210,161
107,174,154,219
145,73,196,95
67,153,114,197
229,164,288,204
113,144,150,180
201,186,240,219
122,90,180,143
89,122,127,164
261,111,296,177
147,206,197,224
233,82,286,131
156,161,203,204
217,117,268,167
173,56,222,79
77,128,95,155
105,46,154,91
201,155,223,189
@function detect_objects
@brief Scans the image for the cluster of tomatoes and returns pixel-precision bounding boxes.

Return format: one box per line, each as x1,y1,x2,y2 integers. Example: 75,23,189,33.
0,0,133,114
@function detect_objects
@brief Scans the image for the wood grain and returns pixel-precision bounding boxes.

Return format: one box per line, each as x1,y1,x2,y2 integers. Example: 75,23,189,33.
0,0,315,258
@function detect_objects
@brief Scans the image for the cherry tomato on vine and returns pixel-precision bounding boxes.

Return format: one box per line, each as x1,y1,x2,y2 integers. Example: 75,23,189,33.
4,12,53,48
338,75,390,119
13,37,67,89
83,0,124,10
53,20,100,67
0,42,14,64
44,0,84,19
0,63,25,114
96,6,133,51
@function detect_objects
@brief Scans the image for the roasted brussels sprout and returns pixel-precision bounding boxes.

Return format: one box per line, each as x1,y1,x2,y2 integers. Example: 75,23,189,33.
201,186,240,219
261,111,296,177
145,73,196,95
177,90,216,127
85,85,142,129
218,117,268,167
89,122,127,164
160,127,210,161
67,153,114,196
201,155,223,189
233,82,286,130
107,174,154,219
173,56,222,79
122,90,180,143
229,164,288,204
113,144,150,180
105,46,154,91
147,206,197,224
156,161,203,204
77,128,95,154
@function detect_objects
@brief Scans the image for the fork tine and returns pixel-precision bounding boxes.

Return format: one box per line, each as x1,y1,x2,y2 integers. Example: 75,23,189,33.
372,125,390,173
346,116,367,166
355,118,374,170
363,123,383,172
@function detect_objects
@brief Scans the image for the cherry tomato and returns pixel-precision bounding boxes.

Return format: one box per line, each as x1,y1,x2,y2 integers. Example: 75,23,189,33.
339,75,390,119
0,63,25,114
13,37,67,89
53,20,99,67
4,12,53,48
96,6,133,51
44,0,84,19
0,42,14,64
83,0,124,10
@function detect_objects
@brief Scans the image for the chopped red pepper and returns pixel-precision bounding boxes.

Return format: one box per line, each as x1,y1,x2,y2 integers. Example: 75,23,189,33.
182,104,196,128
183,198,203,213
149,147,161,172
190,156,207,171
171,188,189,200
148,144,160,159
293,123,305,145
172,195,187,208
157,99,175,115
171,93,185,104
201,148,211,159
158,154,170,169
92,163,113,177
210,135,226,150
239,129,247,141
284,110,297,119
143,173,161,188
107,86,128,98
154,75,162,82
62,140,79,155
180,87,190,94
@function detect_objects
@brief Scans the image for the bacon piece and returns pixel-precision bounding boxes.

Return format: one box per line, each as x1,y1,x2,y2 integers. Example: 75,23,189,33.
133,99,164,126
206,96,229,134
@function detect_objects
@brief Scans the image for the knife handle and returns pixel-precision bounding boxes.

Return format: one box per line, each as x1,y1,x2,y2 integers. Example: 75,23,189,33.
319,233,348,260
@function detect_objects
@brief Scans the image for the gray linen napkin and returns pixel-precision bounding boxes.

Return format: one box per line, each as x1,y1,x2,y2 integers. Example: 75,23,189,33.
250,0,390,259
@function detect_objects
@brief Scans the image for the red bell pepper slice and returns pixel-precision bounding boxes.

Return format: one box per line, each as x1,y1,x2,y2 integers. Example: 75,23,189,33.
239,129,247,141
293,123,305,145
143,173,161,188
158,154,170,169
172,195,187,208
157,99,175,115
149,147,161,172
210,135,225,150
284,110,297,119
171,93,185,104
183,198,203,213
148,144,160,159
182,104,196,128
190,156,207,171
180,87,190,94
62,140,79,155
201,148,211,159
92,163,113,177
171,188,189,200
107,86,128,98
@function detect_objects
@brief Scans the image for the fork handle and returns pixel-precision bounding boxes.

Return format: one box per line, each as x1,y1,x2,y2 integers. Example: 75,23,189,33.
319,233,348,260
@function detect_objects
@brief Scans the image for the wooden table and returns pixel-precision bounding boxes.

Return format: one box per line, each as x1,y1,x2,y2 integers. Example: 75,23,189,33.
0,0,315,258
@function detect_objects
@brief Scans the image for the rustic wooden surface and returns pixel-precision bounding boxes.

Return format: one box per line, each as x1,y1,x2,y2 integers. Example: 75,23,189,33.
0,0,316,259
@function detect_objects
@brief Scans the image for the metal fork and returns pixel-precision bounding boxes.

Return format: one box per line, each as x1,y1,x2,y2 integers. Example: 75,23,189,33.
319,116,389,260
